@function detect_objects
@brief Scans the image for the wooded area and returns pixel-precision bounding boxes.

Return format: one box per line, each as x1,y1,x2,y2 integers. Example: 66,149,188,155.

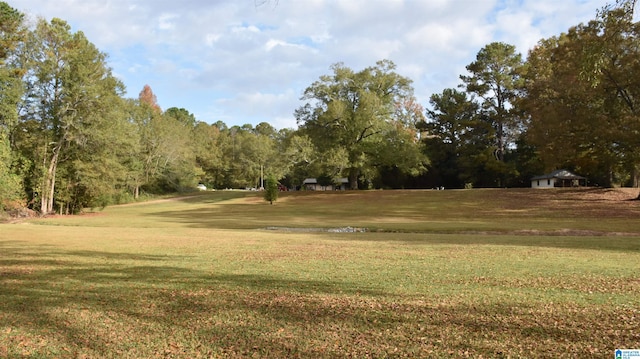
1,0,640,215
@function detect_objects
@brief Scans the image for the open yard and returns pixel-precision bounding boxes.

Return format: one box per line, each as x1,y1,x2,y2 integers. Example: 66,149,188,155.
1,188,639,358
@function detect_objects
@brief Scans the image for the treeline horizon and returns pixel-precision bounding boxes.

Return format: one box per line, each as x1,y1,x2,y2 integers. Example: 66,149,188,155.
2,0,640,215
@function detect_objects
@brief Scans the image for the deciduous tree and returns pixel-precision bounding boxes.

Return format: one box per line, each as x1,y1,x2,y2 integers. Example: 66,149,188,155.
521,0,640,187
0,2,25,209
139,84,161,113
296,60,427,189
191,121,223,188
17,18,126,213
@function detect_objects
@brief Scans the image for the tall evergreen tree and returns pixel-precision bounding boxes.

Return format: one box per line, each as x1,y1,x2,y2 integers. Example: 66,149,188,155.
461,42,524,186
425,88,500,188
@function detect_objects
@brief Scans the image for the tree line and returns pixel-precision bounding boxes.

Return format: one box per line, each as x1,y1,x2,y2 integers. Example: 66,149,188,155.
1,0,639,215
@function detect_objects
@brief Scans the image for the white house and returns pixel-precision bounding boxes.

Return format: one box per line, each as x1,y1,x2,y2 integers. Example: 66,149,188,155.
302,178,349,191
531,169,586,188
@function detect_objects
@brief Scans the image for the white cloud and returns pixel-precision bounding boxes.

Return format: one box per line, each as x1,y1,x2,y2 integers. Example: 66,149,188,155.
264,39,309,52
158,13,179,31
231,24,262,34
205,33,221,46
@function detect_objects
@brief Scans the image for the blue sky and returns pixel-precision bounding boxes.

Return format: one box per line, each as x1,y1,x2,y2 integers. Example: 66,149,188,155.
16,0,607,129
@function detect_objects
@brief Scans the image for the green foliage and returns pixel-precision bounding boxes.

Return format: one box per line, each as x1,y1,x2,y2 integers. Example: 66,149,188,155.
278,132,318,188
165,107,196,127
297,60,427,189
0,133,22,210
0,3,24,210
224,125,272,188
316,174,334,189
0,2,24,59
461,42,524,170
128,95,203,196
426,88,483,187
263,174,278,204
521,1,640,186
15,18,128,213
191,121,223,188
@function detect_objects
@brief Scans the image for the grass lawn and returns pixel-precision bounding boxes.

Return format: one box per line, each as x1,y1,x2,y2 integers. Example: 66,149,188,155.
1,188,639,358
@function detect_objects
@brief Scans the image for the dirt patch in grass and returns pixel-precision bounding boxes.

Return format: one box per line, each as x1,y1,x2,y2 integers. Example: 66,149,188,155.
264,226,640,236
44,212,106,219
263,226,367,233
499,187,639,215
512,228,639,236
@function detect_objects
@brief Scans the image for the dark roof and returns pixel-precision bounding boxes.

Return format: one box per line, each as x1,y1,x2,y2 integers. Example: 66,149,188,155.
531,169,586,181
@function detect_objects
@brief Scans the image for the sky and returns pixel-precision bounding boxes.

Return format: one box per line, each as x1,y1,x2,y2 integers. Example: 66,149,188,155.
15,0,608,129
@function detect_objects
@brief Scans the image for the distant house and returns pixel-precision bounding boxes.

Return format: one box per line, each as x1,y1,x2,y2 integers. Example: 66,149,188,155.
531,169,587,188
303,178,349,191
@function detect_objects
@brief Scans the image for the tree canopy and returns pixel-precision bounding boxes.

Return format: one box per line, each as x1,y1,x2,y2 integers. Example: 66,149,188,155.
521,0,640,186
16,17,126,213
0,1,25,210
296,60,427,189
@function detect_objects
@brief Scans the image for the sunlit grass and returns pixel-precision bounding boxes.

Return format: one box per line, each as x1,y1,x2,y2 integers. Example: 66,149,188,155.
2,188,639,357
28,188,640,234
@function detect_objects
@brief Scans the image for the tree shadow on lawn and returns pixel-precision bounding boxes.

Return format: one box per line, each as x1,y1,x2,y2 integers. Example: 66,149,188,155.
1,241,638,357
0,242,383,354
148,205,293,230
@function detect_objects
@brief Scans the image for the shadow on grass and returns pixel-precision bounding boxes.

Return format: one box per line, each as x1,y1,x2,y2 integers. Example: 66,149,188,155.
1,240,638,357
0,240,383,356
171,190,251,204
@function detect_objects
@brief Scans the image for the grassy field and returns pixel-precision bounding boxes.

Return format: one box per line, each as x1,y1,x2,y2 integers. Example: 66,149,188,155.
1,188,639,358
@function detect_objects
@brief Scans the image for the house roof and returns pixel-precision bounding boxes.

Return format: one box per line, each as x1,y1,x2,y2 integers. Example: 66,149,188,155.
303,178,349,184
531,169,586,181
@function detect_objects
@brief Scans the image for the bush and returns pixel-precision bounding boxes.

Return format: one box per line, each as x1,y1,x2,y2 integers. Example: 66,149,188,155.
263,175,279,205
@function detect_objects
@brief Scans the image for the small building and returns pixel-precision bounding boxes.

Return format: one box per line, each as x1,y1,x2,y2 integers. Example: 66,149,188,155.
302,178,349,191
531,169,587,188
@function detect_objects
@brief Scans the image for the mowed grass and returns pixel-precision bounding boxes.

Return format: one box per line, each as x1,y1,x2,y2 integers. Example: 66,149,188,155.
1,188,639,358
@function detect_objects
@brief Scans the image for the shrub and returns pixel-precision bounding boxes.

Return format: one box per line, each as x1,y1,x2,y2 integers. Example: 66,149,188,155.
263,175,279,205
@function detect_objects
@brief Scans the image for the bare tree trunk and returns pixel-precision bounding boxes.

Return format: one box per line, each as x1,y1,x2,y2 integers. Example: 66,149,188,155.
634,164,640,200
41,146,60,214
349,169,359,190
